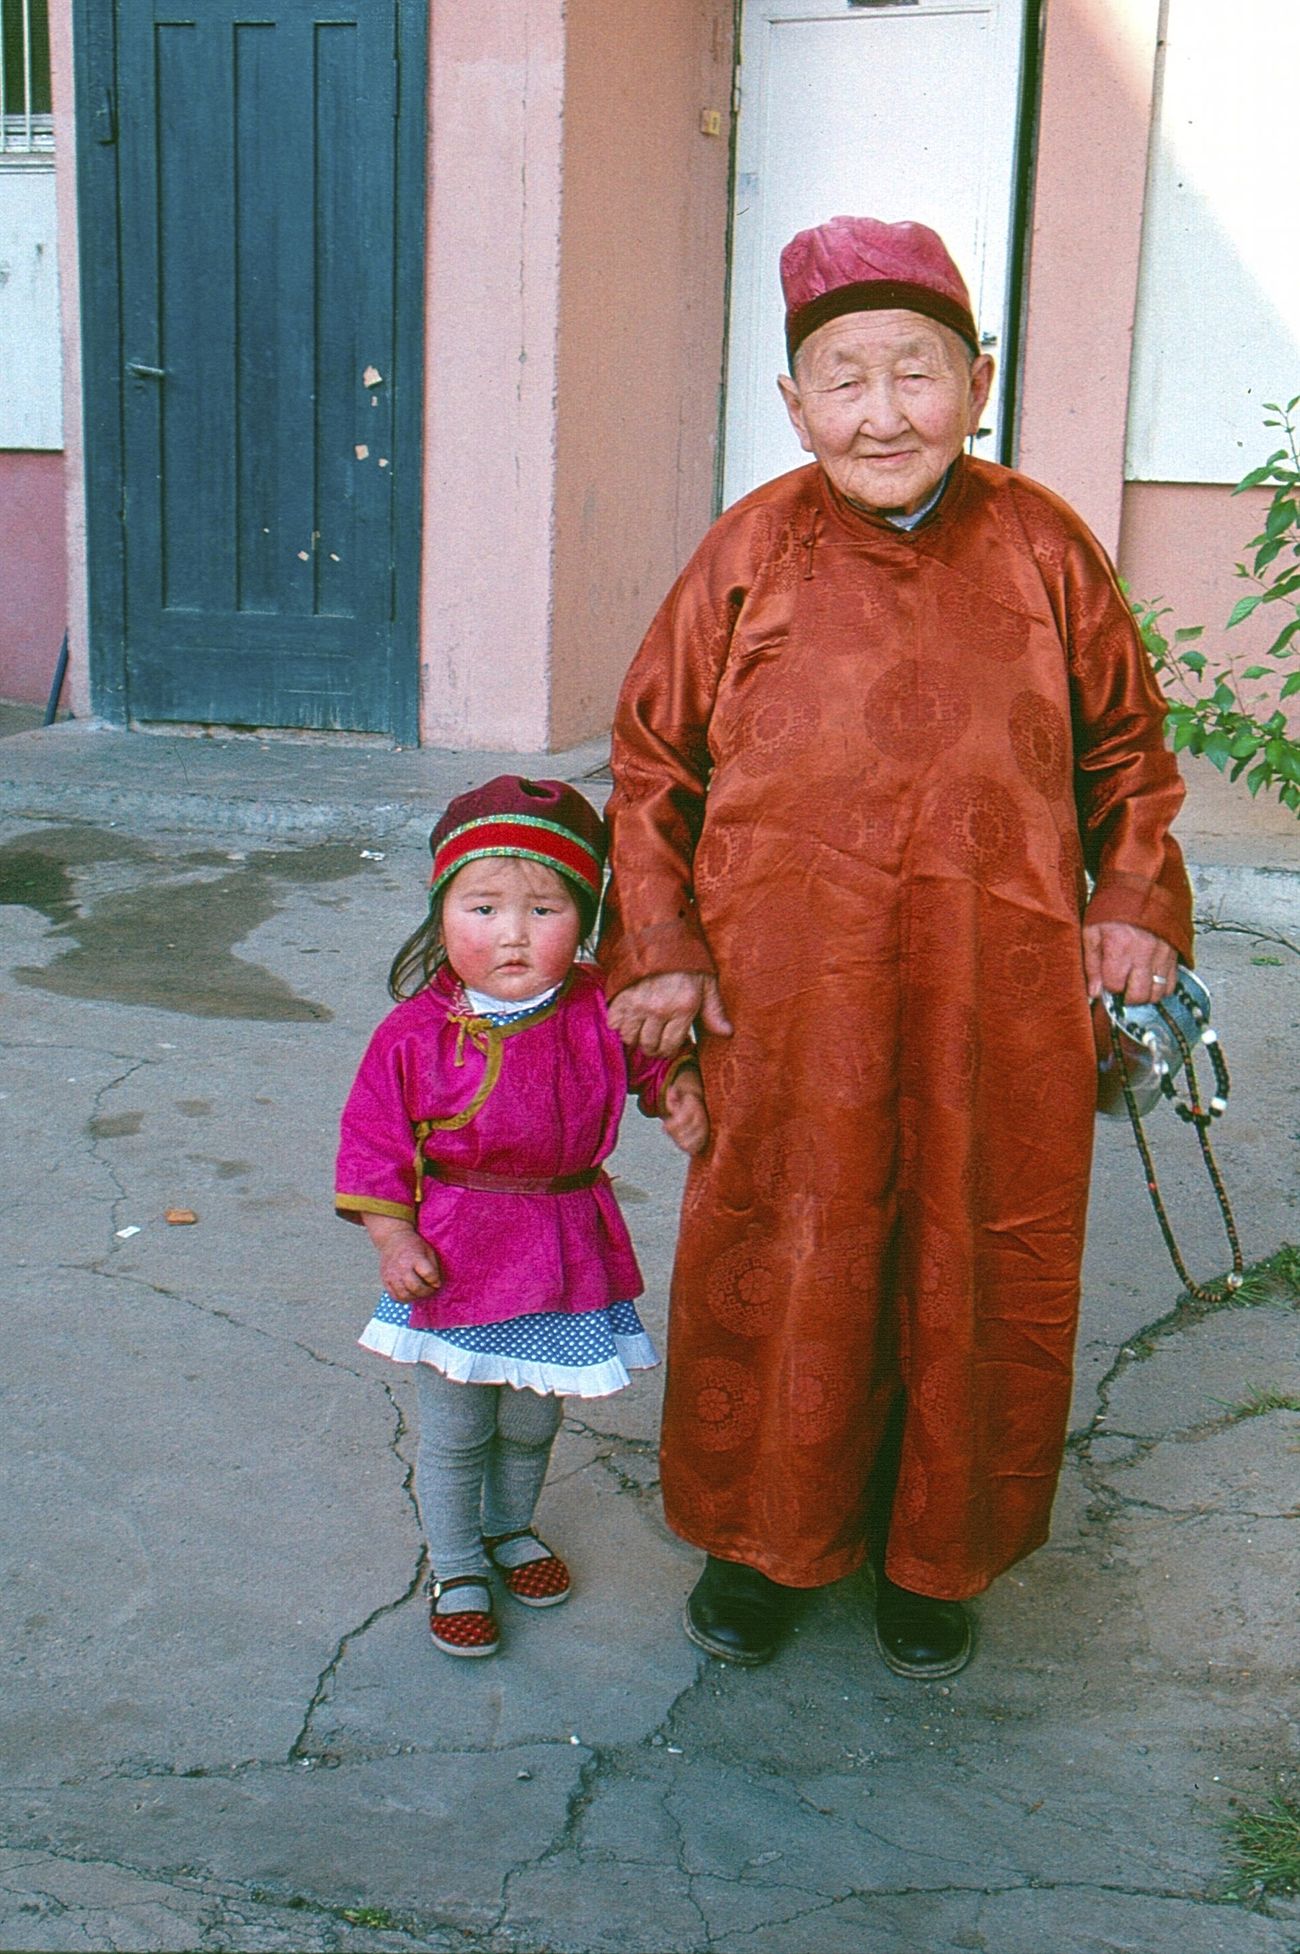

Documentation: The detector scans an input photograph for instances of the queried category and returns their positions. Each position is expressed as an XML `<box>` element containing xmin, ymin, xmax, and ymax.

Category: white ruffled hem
<box><xmin>356</xmin><ymin>1319</ymin><xmax>660</xmax><ymax>1398</ymax></box>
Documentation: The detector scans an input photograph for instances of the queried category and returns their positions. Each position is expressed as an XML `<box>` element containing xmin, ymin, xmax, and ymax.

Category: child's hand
<box><xmin>662</xmin><ymin>1066</ymin><xmax>710</xmax><ymax>1156</ymax></box>
<box><xmin>363</xmin><ymin>1214</ymin><xmax>442</xmax><ymax>1300</ymax></box>
<box><xmin>381</xmin><ymin>1232</ymin><xmax>442</xmax><ymax>1301</ymax></box>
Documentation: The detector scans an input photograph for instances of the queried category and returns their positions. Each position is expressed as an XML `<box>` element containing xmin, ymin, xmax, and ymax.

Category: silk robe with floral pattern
<box><xmin>601</xmin><ymin>456</ymin><xmax>1192</xmax><ymax>1597</ymax></box>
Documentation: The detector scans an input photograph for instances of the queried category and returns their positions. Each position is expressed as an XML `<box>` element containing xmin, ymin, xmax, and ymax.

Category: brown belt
<box><xmin>422</xmin><ymin>1161</ymin><xmax>605</xmax><ymax>1195</ymax></box>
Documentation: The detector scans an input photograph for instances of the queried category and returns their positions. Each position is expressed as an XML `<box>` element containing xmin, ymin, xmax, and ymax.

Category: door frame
<box><xmin>716</xmin><ymin>0</ymin><xmax>1045</xmax><ymax>514</ymax></box>
<box><xmin>72</xmin><ymin>0</ymin><xmax>428</xmax><ymax>741</ymax></box>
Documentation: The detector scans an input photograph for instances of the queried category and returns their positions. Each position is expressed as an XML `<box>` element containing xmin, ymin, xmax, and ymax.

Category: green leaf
<box><xmin>1281</xmin><ymin>670</ymin><xmax>1300</xmax><ymax>700</ymax></box>
<box><xmin>1242</xmin><ymin>666</ymin><xmax>1270</xmax><ymax>679</ymax></box>
<box><xmin>1174</xmin><ymin>625</ymin><xmax>1204</xmax><ymax>642</ymax></box>
<box><xmin>1170</xmin><ymin>717</ymin><xmax>1197</xmax><ymax>753</ymax></box>
<box><xmin>1267</xmin><ymin>619</ymin><xmax>1300</xmax><ymax>660</ymax></box>
<box><xmin>1179</xmin><ymin>647</ymin><xmax>1208</xmax><ymax>676</ymax></box>
<box><xmin>1211</xmin><ymin>681</ymin><xmax>1237</xmax><ymax>709</ymax></box>
<box><xmin>1265</xmin><ymin>496</ymin><xmax>1299</xmax><ymax>539</ymax></box>
<box><xmin>1228</xmin><ymin>593</ymin><xmax>1264</xmax><ymax>627</ymax></box>
<box><xmin>1229</xmin><ymin>728</ymin><xmax>1260</xmax><ymax>758</ymax></box>
<box><xmin>1247</xmin><ymin>762</ymin><xmax>1271</xmax><ymax>798</ymax></box>
<box><xmin>1205</xmin><ymin>730</ymin><xmax>1233</xmax><ymax>768</ymax></box>
<box><xmin>1234</xmin><ymin>451</ymin><xmax>1288</xmax><ymax>492</ymax></box>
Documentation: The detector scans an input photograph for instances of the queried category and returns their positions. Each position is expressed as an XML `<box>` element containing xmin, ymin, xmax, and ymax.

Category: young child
<box><xmin>336</xmin><ymin>775</ymin><xmax>708</xmax><ymax>1658</ymax></box>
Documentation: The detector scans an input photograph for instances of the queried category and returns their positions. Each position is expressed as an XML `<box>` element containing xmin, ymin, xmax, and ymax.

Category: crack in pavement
<box><xmin>83</xmin><ymin>1056</ymin><xmax>161</xmax><ymax>1239</ymax></box>
<box><xmin>290</xmin><ymin>1380</ymin><xmax>424</xmax><ymax>1764</ymax></box>
<box><xmin>0</xmin><ymin>1841</ymin><xmax>478</xmax><ymax>1953</ymax></box>
<box><xmin>72</xmin><ymin>1259</ymin><xmax>379</xmax><ymax>1387</ymax></box>
<box><xmin>1073</xmin><ymin>1276</ymin><xmax>1297</xmax><ymax>1478</ymax></box>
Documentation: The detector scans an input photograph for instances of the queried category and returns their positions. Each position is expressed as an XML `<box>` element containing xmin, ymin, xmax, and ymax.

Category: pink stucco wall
<box><xmin>1016</xmin><ymin>0</ymin><xmax>1161</xmax><ymax>555</ymax></box>
<box><xmin>0</xmin><ymin>452</ymin><xmax>68</xmax><ymax>705</ymax></box>
<box><xmin>417</xmin><ymin>0</ymin><xmax>566</xmax><ymax>750</ymax></box>
<box><xmin>550</xmin><ymin>0</ymin><xmax>733</xmax><ymax>749</ymax></box>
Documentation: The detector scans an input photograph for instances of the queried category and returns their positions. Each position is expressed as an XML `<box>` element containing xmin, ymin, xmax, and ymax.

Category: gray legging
<box><xmin>414</xmin><ymin>1364</ymin><xmax>564</xmax><ymax>1584</ymax></box>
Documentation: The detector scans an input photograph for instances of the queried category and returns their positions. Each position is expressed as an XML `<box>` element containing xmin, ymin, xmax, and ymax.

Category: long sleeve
<box><xmin>335</xmin><ymin>1023</ymin><xmax>420</xmax><ymax>1224</ymax></box>
<box><xmin>625</xmin><ymin>1042</ymin><xmax>698</xmax><ymax>1120</ymax></box>
<box><xmin>600</xmin><ymin>531</ymin><xmax>747</xmax><ymax>997</ymax></box>
<box><xmin>1056</xmin><ymin>534</ymin><xmax>1194</xmax><ymax>963</ymax></box>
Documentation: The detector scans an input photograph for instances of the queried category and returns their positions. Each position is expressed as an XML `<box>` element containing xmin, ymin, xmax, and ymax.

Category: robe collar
<box><xmin>816</xmin><ymin>450</ymin><xmax>969</xmax><ymax>541</ymax></box>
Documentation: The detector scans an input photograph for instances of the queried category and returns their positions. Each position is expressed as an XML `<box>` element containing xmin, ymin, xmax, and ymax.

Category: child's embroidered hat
<box><xmin>428</xmin><ymin>775</ymin><xmax>606</xmax><ymax>908</ymax></box>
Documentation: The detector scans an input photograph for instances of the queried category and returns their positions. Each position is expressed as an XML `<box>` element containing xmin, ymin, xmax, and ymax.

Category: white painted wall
<box><xmin>1126</xmin><ymin>0</ymin><xmax>1300</xmax><ymax>483</ymax></box>
<box><xmin>0</xmin><ymin>160</ymin><xmax>62</xmax><ymax>447</ymax></box>
<box><xmin>723</xmin><ymin>0</ymin><xmax>1027</xmax><ymax>507</ymax></box>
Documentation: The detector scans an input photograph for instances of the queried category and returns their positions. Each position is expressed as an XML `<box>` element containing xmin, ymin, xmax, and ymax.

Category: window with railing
<box><xmin>1</xmin><ymin>0</ymin><xmax>53</xmax><ymax>156</ymax></box>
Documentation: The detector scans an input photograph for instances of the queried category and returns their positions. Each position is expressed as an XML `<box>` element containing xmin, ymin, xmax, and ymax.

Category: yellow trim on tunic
<box><xmin>410</xmin><ymin>980</ymin><xmax>570</xmax><ymax>1203</ymax></box>
<box><xmin>336</xmin><ymin>1193</ymin><xmax>417</xmax><ymax>1224</ymax></box>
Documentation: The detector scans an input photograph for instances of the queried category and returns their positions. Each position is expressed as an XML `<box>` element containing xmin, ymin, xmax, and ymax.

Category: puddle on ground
<box><xmin>0</xmin><ymin>827</ymin><xmax>150</xmax><ymax>923</ymax></box>
<box><xmin>1</xmin><ymin>824</ymin><xmax>362</xmax><ymax>1021</ymax></box>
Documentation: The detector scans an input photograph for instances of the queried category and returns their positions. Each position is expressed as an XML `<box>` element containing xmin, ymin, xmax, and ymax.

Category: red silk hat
<box><xmin>780</xmin><ymin>215</ymin><xmax>978</xmax><ymax>365</ymax></box>
<box><xmin>427</xmin><ymin>776</ymin><xmax>606</xmax><ymax>907</ymax></box>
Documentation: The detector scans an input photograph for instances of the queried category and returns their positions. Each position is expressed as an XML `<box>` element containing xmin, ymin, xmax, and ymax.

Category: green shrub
<box><xmin>1131</xmin><ymin>399</ymin><xmax>1300</xmax><ymax>817</ymax></box>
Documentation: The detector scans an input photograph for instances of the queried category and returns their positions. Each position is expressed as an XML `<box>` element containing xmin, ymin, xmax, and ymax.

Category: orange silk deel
<box><xmin>601</xmin><ymin>456</ymin><xmax>1191</xmax><ymax>1598</ymax></box>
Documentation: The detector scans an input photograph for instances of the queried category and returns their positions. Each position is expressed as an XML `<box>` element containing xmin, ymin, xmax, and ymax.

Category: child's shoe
<box><xmin>427</xmin><ymin>1573</ymin><xmax>499</xmax><ymax>1656</ymax></box>
<box><xmin>483</xmin><ymin>1528</ymin><xmax>571</xmax><ymax>1607</ymax></box>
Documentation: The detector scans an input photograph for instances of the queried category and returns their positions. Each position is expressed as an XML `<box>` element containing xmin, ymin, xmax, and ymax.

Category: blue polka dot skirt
<box><xmin>358</xmin><ymin>1293</ymin><xmax>660</xmax><ymax>1398</ymax></box>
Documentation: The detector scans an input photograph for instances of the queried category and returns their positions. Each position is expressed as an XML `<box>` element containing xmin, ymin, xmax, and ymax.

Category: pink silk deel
<box><xmin>336</xmin><ymin>963</ymin><xmax>676</xmax><ymax>1329</ymax></box>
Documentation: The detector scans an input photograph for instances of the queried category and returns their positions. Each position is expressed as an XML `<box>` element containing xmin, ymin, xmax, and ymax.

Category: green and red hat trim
<box><xmin>427</xmin><ymin>777</ymin><xmax>606</xmax><ymax>906</ymax></box>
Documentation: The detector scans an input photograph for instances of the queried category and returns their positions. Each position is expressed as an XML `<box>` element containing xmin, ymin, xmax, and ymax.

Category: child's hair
<box><xmin>388</xmin><ymin>872</ymin><xmax>601</xmax><ymax>1002</ymax></box>
<box><xmin>389</xmin><ymin>889</ymin><xmax>448</xmax><ymax>1001</ymax></box>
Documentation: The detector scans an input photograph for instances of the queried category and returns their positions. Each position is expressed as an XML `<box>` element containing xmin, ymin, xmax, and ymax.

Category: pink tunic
<box><xmin>336</xmin><ymin>964</ymin><xmax>678</xmax><ymax>1330</ymax></box>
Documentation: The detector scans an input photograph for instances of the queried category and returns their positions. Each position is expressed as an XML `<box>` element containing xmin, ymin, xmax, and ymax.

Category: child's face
<box><xmin>441</xmin><ymin>856</ymin><xmax>583</xmax><ymax>1001</ymax></box>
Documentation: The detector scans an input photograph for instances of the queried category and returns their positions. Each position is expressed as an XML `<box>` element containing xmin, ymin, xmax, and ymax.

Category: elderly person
<box><xmin>600</xmin><ymin>216</ymin><xmax>1190</xmax><ymax>1676</ymax></box>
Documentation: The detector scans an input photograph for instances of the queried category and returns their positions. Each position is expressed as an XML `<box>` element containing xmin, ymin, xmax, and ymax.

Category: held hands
<box><xmin>662</xmin><ymin>1065</ymin><xmax>710</xmax><ymax>1156</ymax></box>
<box><xmin>362</xmin><ymin>1212</ymin><xmax>442</xmax><ymax>1301</ymax></box>
<box><xmin>606</xmin><ymin>971</ymin><xmax>733</xmax><ymax>1058</ymax></box>
<box><xmin>1082</xmin><ymin>922</ymin><xmax>1179</xmax><ymax>1007</ymax></box>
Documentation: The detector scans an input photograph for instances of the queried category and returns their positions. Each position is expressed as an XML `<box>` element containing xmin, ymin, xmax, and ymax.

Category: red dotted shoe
<box><xmin>427</xmin><ymin>1574</ymin><xmax>499</xmax><ymax>1657</ymax></box>
<box><xmin>483</xmin><ymin>1528</ymin><xmax>571</xmax><ymax>1608</ymax></box>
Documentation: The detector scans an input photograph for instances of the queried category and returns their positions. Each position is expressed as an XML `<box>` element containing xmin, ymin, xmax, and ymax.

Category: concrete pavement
<box><xmin>0</xmin><ymin>719</ymin><xmax>1298</xmax><ymax>1953</ymax></box>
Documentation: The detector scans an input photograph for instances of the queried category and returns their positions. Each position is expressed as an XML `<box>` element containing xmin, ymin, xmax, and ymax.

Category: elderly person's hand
<box><xmin>607</xmin><ymin>972</ymin><xmax>733</xmax><ymax>1057</ymax></box>
<box><xmin>1082</xmin><ymin>922</ymin><xmax>1179</xmax><ymax>1007</ymax></box>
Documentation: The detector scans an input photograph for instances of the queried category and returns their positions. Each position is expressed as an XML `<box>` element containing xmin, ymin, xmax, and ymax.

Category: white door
<box><xmin>723</xmin><ymin>0</ymin><xmax>1030</xmax><ymax>508</ymax></box>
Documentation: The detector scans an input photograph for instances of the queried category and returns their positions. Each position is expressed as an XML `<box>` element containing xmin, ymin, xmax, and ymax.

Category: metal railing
<box><xmin>1</xmin><ymin>0</ymin><xmax>53</xmax><ymax>156</ymax></box>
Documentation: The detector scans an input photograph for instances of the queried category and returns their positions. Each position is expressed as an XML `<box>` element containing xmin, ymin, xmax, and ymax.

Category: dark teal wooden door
<box><xmin>113</xmin><ymin>1</ymin><xmax>419</xmax><ymax>735</ymax></box>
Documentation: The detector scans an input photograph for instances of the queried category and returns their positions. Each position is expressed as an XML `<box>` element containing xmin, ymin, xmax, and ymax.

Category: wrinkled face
<box><xmin>777</xmin><ymin>309</ymin><xmax>994</xmax><ymax>515</ymax></box>
<box><xmin>440</xmin><ymin>856</ymin><xmax>582</xmax><ymax>1002</ymax></box>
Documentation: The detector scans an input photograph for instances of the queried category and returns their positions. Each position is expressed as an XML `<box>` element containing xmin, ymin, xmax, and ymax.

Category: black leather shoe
<box><xmin>873</xmin><ymin>1570</ymin><xmax>972</xmax><ymax>1679</ymax></box>
<box><xmin>683</xmin><ymin>1555</ymin><xmax>789</xmax><ymax>1665</ymax></box>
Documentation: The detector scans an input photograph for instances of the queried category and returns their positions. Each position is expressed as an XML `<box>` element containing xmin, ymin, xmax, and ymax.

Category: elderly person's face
<box><xmin>777</xmin><ymin>310</ymin><xmax>994</xmax><ymax>516</ymax></box>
